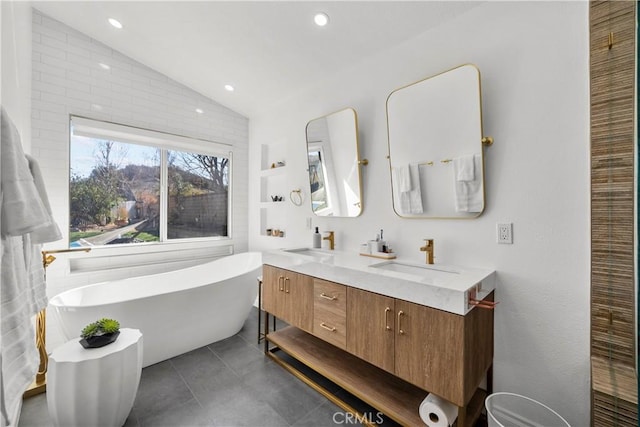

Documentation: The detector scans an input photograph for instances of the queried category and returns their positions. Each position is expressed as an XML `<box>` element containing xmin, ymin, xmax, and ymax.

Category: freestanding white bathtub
<box><xmin>49</xmin><ymin>252</ymin><xmax>262</xmax><ymax>367</ymax></box>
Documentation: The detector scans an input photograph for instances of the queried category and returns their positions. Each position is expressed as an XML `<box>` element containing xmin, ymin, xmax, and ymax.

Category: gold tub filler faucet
<box><xmin>419</xmin><ymin>239</ymin><xmax>434</xmax><ymax>264</ymax></box>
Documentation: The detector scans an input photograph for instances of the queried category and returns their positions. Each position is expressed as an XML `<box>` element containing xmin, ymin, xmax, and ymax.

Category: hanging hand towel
<box><xmin>453</xmin><ymin>154</ymin><xmax>483</xmax><ymax>213</ymax></box>
<box><xmin>397</xmin><ymin>163</ymin><xmax>423</xmax><ymax>214</ymax></box>
<box><xmin>394</xmin><ymin>165</ymin><xmax>412</xmax><ymax>193</ymax></box>
<box><xmin>453</xmin><ymin>155</ymin><xmax>475</xmax><ymax>182</ymax></box>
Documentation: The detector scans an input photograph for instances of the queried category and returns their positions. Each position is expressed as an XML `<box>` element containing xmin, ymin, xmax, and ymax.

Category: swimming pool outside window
<box><xmin>69</xmin><ymin>116</ymin><xmax>232</xmax><ymax>247</ymax></box>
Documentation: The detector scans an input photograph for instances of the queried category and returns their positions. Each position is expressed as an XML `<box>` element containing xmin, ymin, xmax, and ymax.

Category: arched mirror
<box><xmin>305</xmin><ymin>108</ymin><xmax>365</xmax><ymax>217</ymax></box>
<box><xmin>386</xmin><ymin>64</ymin><xmax>490</xmax><ymax>219</ymax></box>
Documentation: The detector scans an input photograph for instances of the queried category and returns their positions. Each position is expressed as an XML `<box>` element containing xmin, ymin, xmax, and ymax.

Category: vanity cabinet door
<box><xmin>262</xmin><ymin>265</ymin><xmax>287</xmax><ymax>320</ymax></box>
<box><xmin>285</xmin><ymin>270</ymin><xmax>314</xmax><ymax>333</ymax></box>
<box><xmin>394</xmin><ymin>299</ymin><xmax>465</xmax><ymax>405</ymax></box>
<box><xmin>262</xmin><ymin>265</ymin><xmax>313</xmax><ymax>332</ymax></box>
<box><xmin>346</xmin><ymin>287</ymin><xmax>395</xmax><ymax>373</ymax></box>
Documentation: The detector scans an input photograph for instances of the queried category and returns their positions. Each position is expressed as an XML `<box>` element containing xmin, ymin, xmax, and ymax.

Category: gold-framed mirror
<box><xmin>305</xmin><ymin>108</ymin><xmax>365</xmax><ymax>217</ymax></box>
<box><xmin>386</xmin><ymin>64</ymin><xmax>490</xmax><ymax>219</ymax></box>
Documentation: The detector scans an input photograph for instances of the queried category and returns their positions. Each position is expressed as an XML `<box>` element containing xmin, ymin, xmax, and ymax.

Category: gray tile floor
<box><xmin>18</xmin><ymin>308</ymin><xmax>385</xmax><ymax>427</ymax></box>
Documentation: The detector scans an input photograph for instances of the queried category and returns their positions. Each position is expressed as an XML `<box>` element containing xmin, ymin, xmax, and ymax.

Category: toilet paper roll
<box><xmin>419</xmin><ymin>393</ymin><xmax>458</xmax><ymax>427</ymax></box>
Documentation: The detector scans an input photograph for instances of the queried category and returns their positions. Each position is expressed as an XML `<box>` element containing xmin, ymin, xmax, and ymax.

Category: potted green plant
<box><xmin>79</xmin><ymin>318</ymin><xmax>121</xmax><ymax>349</ymax></box>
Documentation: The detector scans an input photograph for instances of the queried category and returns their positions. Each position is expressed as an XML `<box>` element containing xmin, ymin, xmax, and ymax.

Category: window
<box><xmin>69</xmin><ymin>117</ymin><xmax>231</xmax><ymax>247</ymax></box>
<box><xmin>308</xmin><ymin>146</ymin><xmax>332</xmax><ymax>214</ymax></box>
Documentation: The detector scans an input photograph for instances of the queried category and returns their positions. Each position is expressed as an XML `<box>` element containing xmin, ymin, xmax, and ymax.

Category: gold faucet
<box><xmin>419</xmin><ymin>239</ymin><xmax>434</xmax><ymax>264</ymax></box>
<box><xmin>323</xmin><ymin>231</ymin><xmax>335</xmax><ymax>250</ymax></box>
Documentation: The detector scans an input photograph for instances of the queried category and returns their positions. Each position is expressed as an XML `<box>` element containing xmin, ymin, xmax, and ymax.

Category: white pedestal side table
<box><xmin>47</xmin><ymin>328</ymin><xmax>143</xmax><ymax>427</ymax></box>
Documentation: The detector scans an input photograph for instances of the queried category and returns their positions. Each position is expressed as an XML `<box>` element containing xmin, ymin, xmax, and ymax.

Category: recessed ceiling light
<box><xmin>314</xmin><ymin>12</ymin><xmax>329</xmax><ymax>27</ymax></box>
<box><xmin>224</xmin><ymin>84</ymin><xmax>235</xmax><ymax>92</ymax></box>
<box><xmin>98</xmin><ymin>62</ymin><xmax>111</xmax><ymax>70</ymax></box>
<box><xmin>195</xmin><ymin>108</ymin><xmax>204</xmax><ymax>114</ymax></box>
<box><xmin>108</xmin><ymin>18</ymin><xmax>123</xmax><ymax>29</ymax></box>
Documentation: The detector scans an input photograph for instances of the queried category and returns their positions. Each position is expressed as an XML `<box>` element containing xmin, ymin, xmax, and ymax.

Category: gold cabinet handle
<box><xmin>278</xmin><ymin>276</ymin><xmax>284</xmax><ymax>292</ymax></box>
<box><xmin>397</xmin><ymin>310</ymin><xmax>405</xmax><ymax>335</ymax></box>
<box><xmin>385</xmin><ymin>307</ymin><xmax>392</xmax><ymax>331</ymax></box>
<box><xmin>284</xmin><ymin>277</ymin><xmax>290</xmax><ymax>293</ymax></box>
<box><xmin>320</xmin><ymin>293</ymin><xmax>337</xmax><ymax>301</ymax></box>
<box><xmin>320</xmin><ymin>322</ymin><xmax>336</xmax><ymax>332</ymax></box>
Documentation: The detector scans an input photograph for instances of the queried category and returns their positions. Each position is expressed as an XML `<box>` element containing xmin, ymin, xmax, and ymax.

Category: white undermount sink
<box><xmin>370</xmin><ymin>260</ymin><xmax>460</xmax><ymax>280</ymax></box>
<box><xmin>283</xmin><ymin>248</ymin><xmax>334</xmax><ymax>257</ymax></box>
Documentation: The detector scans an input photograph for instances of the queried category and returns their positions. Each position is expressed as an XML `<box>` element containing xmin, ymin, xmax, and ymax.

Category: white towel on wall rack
<box><xmin>394</xmin><ymin>165</ymin><xmax>412</xmax><ymax>193</ymax></box>
<box><xmin>453</xmin><ymin>154</ymin><xmax>482</xmax><ymax>213</ymax></box>
<box><xmin>394</xmin><ymin>163</ymin><xmax>423</xmax><ymax>214</ymax></box>
<box><xmin>454</xmin><ymin>155</ymin><xmax>475</xmax><ymax>181</ymax></box>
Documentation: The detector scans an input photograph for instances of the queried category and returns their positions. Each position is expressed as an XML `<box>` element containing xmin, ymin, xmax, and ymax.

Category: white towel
<box><xmin>25</xmin><ymin>155</ymin><xmax>61</xmax><ymax>315</ymax></box>
<box><xmin>1</xmin><ymin>108</ymin><xmax>60</xmax><ymax>426</ymax></box>
<box><xmin>1</xmin><ymin>115</ymin><xmax>50</xmax><ymax>237</ymax></box>
<box><xmin>453</xmin><ymin>155</ymin><xmax>475</xmax><ymax>182</ymax></box>
<box><xmin>454</xmin><ymin>154</ymin><xmax>483</xmax><ymax>212</ymax></box>
<box><xmin>394</xmin><ymin>165</ymin><xmax>412</xmax><ymax>192</ymax></box>
<box><xmin>397</xmin><ymin>163</ymin><xmax>423</xmax><ymax>214</ymax></box>
<box><xmin>26</xmin><ymin>155</ymin><xmax>62</xmax><ymax>245</ymax></box>
<box><xmin>1</xmin><ymin>236</ymin><xmax>41</xmax><ymax>427</ymax></box>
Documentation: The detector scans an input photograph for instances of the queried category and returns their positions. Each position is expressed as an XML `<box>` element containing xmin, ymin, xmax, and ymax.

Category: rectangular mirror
<box><xmin>306</xmin><ymin>108</ymin><xmax>365</xmax><ymax>217</ymax></box>
<box><xmin>386</xmin><ymin>64</ymin><xmax>489</xmax><ymax>219</ymax></box>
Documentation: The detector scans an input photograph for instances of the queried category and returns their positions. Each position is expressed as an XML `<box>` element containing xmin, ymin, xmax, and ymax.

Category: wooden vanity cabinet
<box><xmin>263</xmin><ymin>264</ymin><xmax>494</xmax><ymax>423</ymax></box>
<box><xmin>262</xmin><ymin>265</ymin><xmax>313</xmax><ymax>333</ymax></box>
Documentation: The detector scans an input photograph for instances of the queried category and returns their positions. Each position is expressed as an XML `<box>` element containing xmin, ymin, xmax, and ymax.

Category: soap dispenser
<box><xmin>312</xmin><ymin>227</ymin><xmax>321</xmax><ymax>248</ymax></box>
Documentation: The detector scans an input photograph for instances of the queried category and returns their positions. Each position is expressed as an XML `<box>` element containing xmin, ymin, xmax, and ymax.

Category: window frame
<box><xmin>69</xmin><ymin>115</ymin><xmax>233</xmax><ymax>248</ymax></box>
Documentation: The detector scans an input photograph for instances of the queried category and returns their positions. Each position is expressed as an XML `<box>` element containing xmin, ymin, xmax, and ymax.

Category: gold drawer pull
<box><xmin>320</xmin><ymin>293</ymin><xmax>337</xmax><ymax>301</ymax></box>
<box><xmin>320</xmin><ymin>322</ymin><xmax>336</xmax><ymax>332</ymax></box>
<box><xmin>284</xmin><ymin>277</ymin><xmax>290</xmax><ymax>293</ymax></box>
<box><xmin>398</xmin><ymin>310</ymin><xmax>405</xmax><ymax>335</ymax></box>
<box><xmin>385</xmin><ymin>307</ymin><xmax>391</xmax><ymax>331</ymax></box>
<box><xmin>278</xmin><ymin>276</ymin><xmax>284</xmax><ymax>292</ymax></box>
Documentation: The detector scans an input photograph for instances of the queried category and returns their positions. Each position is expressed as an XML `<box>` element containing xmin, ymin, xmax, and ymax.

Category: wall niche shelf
<box><xmin>259</xmin><ymin>144</ymin><xmax>289</xmax><ymax>241</ymax></box>
<box><xmin>260</xmin><ymin>166</ymin><xmax>286</xmax><ymax>177</ymax></box>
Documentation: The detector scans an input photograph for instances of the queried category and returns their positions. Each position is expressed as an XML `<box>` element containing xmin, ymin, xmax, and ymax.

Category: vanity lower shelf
<box><xmin>266</xmin><ymin>326</ymin><xmax>486</xmax><ymax>427</ymax></box>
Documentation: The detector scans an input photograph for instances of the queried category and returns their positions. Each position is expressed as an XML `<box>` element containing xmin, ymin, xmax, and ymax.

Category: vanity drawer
<box><xmin>314</xmin><ymin>279</ymin><xmax>346</xmax><ymax>312</ymax></box>
<box><xmin>314</xmin><ymin>305</ymin><xmax>346</xmax><ymax>349</ymax></box>
<box><xmin>313</xmin><ymin>279</ymin><xmax>346</xmax><ymax>349</ymax></box>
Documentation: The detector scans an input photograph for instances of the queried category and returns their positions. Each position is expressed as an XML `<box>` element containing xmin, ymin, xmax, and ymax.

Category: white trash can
<box><xmin>485</xmin><ymin>392</ymin><xmax>570</xmax><ymax>427</ymax></box>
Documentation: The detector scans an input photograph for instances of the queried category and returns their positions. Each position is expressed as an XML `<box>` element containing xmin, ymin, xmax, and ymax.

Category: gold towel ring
<box><xmin>290</xmin><ymin>189</ymin><xmax>303</xmax><ymax>206</ymax></box>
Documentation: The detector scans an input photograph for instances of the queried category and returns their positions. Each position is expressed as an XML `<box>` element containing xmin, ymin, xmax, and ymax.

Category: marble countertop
<box><xmin>263</xmin><ymin>248</ymin><xmax>495</xmax><ymax>316</ymax></box>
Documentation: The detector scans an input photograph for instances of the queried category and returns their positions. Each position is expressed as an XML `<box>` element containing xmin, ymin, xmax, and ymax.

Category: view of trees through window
<box><xmin>167</xmin><ymin>149</ymin><xmax>229</xmax><ymax>239</ymax></box>
<box><xmin>70</xmin><ymin>128</ymin><xmax>230</xmax><ymax>247</ymax></box>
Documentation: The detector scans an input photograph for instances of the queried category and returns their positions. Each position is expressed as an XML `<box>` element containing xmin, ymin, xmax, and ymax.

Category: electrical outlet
<box><xmin>497</xmin><ymin>223</ymin><xmax>513</xmax><ymax>244</ymax></box>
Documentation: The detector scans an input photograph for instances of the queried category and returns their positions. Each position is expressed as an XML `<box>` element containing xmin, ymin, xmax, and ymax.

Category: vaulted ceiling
<box><xmin>33</xmin><ymin>1</ymin><xmax>481</xmax><ymax>117</ymax></box>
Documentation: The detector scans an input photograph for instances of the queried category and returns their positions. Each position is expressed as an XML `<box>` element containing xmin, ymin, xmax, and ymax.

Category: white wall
<box><xmin>249</xmin><ymin>2</ymin><xmax>590</xmax><ymax>425</ymax></box>
<box><xmin>30</xmin><ymin>9</ymin><xmax>249</xmax><ymax>349</ymax></box>
<box><xmin>2</xmin><ymin>1</ymin><xmax>32</xmax><ymax>151</ymax></box>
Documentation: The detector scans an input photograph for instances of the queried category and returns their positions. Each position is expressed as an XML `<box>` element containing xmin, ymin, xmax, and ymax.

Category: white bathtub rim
<box><xmin>49</xmin><ymin>251</ymin><xmax>262</xmax><ymax>309</ymax></box>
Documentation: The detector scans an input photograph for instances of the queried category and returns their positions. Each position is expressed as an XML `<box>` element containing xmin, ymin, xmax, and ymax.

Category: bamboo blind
<box><xmin>590</xmin><ymin>1</ymin><xmax>638</xmax><ymax>426</ymax></box>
